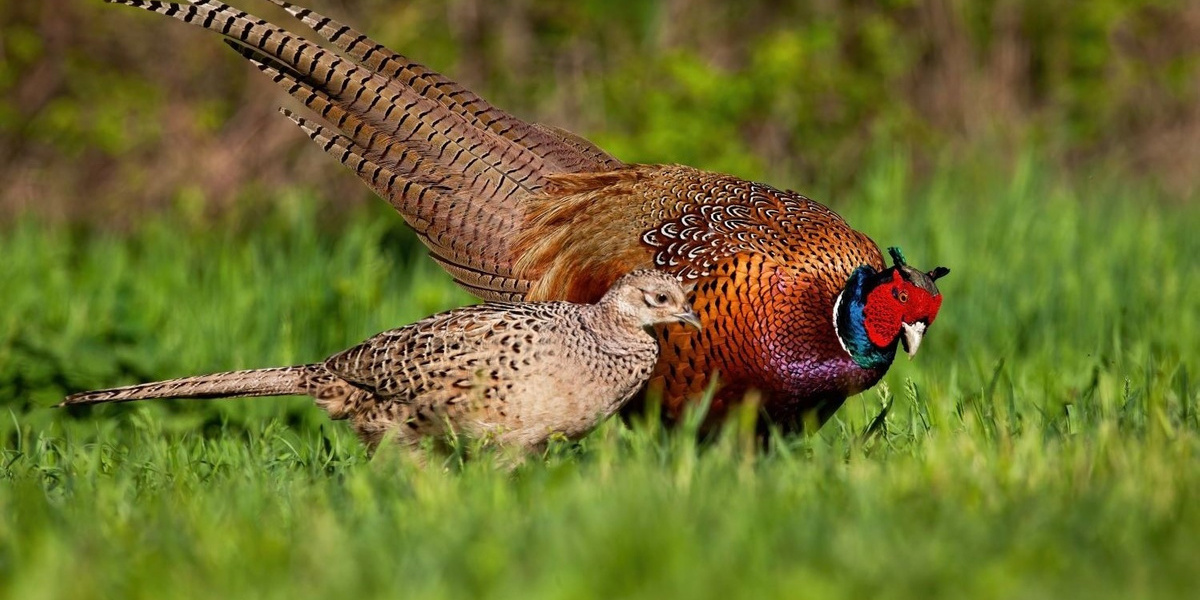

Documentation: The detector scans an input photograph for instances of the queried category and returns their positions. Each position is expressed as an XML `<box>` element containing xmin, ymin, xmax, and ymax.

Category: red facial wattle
<box><xmin>909</xmin><ymin>291</ymin><xmax>943</xmax><ymax>325</ymax></box>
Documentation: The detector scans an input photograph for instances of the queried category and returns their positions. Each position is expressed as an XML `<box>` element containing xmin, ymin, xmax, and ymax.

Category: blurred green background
<box><xmin>1</xmin><ymin>0</ymin><xmax>1195</xmax><ymax>223</ymax></box>
<box><xmin>1</xmin><ymin>1</ymin><xmax>1199</xmax><ymax>599</ymax></box>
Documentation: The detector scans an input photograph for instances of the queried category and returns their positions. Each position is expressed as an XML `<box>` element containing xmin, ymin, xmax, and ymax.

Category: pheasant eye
<box><xmin>656</xmin><ymin>293</ymin><xmax>669</xmax><ymax>305</ymax></box>
<box><xmin>893</xmin><ymin>288</ymin><xmax>908</xmax><ymax>303</ymax></box>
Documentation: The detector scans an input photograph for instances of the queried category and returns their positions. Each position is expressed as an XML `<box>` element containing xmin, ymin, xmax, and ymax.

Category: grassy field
<box><xmin>1</xmin><ymin>152</ymin><xmax>1197</xmax><ymax>599</ymax></box>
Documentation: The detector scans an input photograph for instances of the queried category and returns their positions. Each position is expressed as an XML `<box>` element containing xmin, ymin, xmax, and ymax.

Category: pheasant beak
<box><xmin>900</xmin><ymin>321</ymin><xmax>927</xmax><ymax>359</ymax></box>
<box><xmin>674</xmin><ymin>310</ymin><xmax>703</xmax><ymax>330</ymax></box>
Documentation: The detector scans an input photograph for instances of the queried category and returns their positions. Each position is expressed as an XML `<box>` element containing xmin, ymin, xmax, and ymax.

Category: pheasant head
<box><xmin>835</xmin><ymin>247</ymin><xmax>950</xmax><ymax>369</ymax></box>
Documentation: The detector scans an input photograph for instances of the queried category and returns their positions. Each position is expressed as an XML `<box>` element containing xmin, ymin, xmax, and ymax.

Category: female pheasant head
<box><xmin>602</xmin><ymin>269</ymin><xmax>702</xmax><ymax>331</ymax></box>
<box><xmin>835</xmin><ymin>247</ymin><xmax>949</xmax><ymax>369</ymax></box>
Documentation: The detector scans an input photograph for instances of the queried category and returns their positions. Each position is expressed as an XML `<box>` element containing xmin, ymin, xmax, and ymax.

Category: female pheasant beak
<box><xmin>675</xmin><ymin>310</ymin><xmax>703</xmax><ymax>330</ymax></box>
<box><xmin>900</xmin><ymin>321</ymin><xmax>927</xmax><ymax>358</ymax></box>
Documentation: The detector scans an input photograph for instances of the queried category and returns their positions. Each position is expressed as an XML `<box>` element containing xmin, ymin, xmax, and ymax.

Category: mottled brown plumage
<box><xmin>107</xmin><ymin>0</ymin><xmax>948</xmax><ymax>431</ymax></box>
<box><xmin>61</xmin><ymin>270</ymin><xmax>699</xmax><ymax>452</ymax></box>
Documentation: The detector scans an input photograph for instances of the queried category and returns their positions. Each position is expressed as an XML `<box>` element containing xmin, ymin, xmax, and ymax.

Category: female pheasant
<box><xmin>107</xmin><ymin>0</ymin><xmax>949</xmax><ymax>431</ymax></box>
<box><xmin>62</xmin><ymin>270</ymin><xmax>698</xmax><ymax>453</ymax></box>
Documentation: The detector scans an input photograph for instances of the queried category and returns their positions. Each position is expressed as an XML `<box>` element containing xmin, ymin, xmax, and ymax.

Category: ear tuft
<box><xmin>887</xmin><ymin>246</ymin><xmax>907</xmax><ymax>268</ymax></box>
<box><xmin>929</xmin><ymin>266</ymin><xmax>950</xmax><ymax>281</ymax></box>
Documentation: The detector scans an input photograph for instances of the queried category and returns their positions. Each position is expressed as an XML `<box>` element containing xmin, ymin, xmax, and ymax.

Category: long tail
<box><xmin>106</xmin><ymin>0</ymin><xmax>624</xmax><ymax>301</ymax></box>
<box><xmin>59</xmin><ymin>365</ymin><xmax>316</xmax><ymax>407</ymax></box>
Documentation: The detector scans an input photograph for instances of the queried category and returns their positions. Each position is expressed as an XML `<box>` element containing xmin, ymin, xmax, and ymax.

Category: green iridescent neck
<box><xmin>834</xmin><ymin>266</ymin><xmax>898</xmax><ymax>370</ymax></box>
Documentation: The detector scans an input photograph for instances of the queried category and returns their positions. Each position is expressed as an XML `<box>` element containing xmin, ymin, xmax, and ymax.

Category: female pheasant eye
<box><xmin>643</xmin><ymin>291</ymin><xmax>667</xmax><ymax>307</ymax></box>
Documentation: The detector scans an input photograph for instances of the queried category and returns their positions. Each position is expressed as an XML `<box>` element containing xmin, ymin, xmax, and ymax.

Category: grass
<box><xmin>1</xmin><ymin>151</ymin><xmax>1197</xmax><ymax>599</ymax></box>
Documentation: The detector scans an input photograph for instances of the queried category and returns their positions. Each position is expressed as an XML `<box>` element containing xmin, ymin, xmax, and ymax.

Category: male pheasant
<box><xmin>62</xmin><ymin>270</ymin><xmax>699</xmax><ymax>452</ymax></box>
<box><xmin>107</xmin><ymin>0</ymin><xmax>949</xmax><ymax>431</ymax></box>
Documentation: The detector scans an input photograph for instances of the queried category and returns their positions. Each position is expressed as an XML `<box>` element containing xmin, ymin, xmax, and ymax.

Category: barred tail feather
<box><xmin>105</xmin><ymin>0</ymin><xmax>623</xmax><ymax>298</ymax></box>
<box><xmin>59</xmin><ymin>366</ymin><xmax>315</xmax><ymax>407</ymax></box>
<box><xmin>276</xmin><ymin>108</ymin><xmax>438</xmax><ymax>235</ymax></box>
<box><xmin>262</xmin><ymin>0</ymin><xmax>622</xmax><ymax>173</ymax></box>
